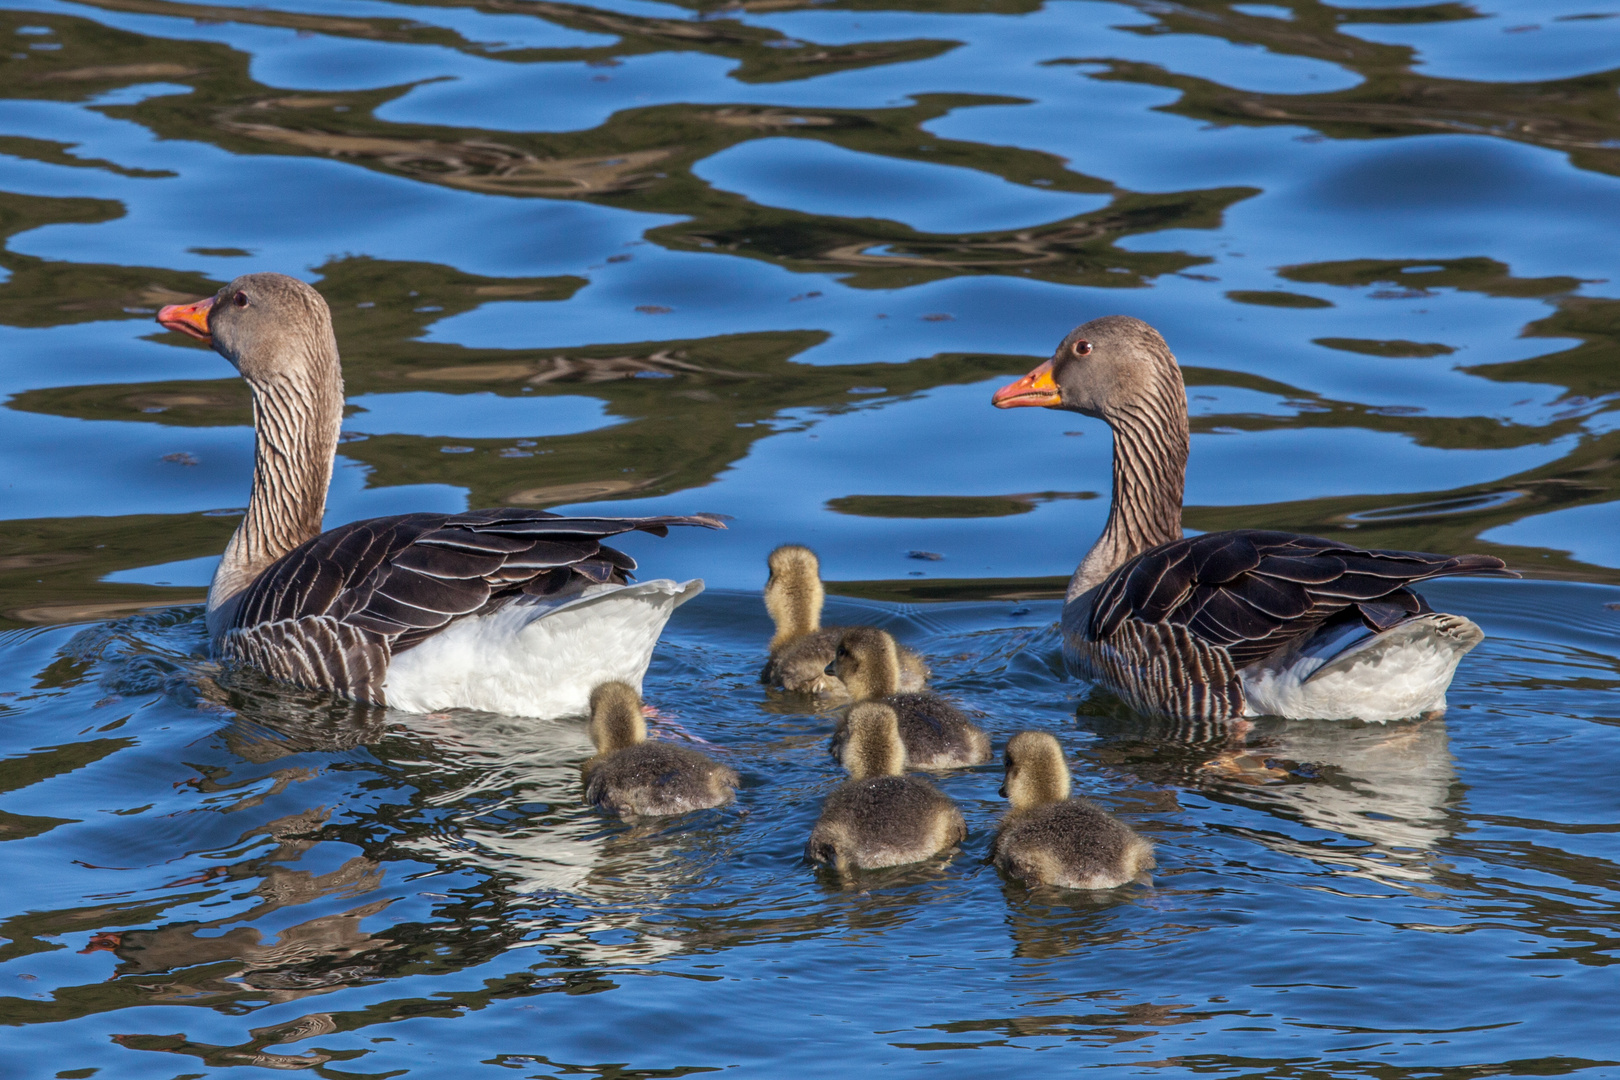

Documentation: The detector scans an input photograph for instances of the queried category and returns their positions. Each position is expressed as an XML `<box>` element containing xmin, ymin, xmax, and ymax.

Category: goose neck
<box><xmin>208</xmin><ymin>367</ymin><xmax>343</xmax><ymax>624</ymax></box>
<box><xmin>1070</xmin><ymin>397</ymin><xmax>1188</xmax><ymax>599</ymax></box>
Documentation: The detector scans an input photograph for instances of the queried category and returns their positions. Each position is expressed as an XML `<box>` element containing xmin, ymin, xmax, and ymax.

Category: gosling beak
<box><xmin>991</xmin><ymin>359</ymin><xmax>1061</xmax><ymax>408</ymax></box>
<box><xmin>157</xmin><ymin>296</ymin><xmax>215</xmax><ymax>344</ymax></box>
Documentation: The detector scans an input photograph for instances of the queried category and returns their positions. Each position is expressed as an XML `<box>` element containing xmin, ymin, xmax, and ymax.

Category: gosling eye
<box><xmin>233</xmin><ymin>290</ymin><xmax>249</xmax><ymax>308</ymax></box>
<box><xmin>1070</xmin><ymin>337</ymin><xmax>1092</xmax><ymax>358</ymax></box>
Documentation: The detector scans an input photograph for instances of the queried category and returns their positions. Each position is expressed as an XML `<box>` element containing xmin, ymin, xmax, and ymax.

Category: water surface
<box><xmin>1</xmin><ymin>0</ymin><xmax>1619</xmax><ymax>1075</ymax></box>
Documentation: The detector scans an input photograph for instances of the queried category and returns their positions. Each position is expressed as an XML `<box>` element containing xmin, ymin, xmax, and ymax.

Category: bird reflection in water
<box><xmin>390</xmin><ymin>702</ymin><xmax>757</xmax><ymax>966</ymax></box>
<box><xmin>1081</xmin><ymin>690</ymin><xmax>1456</xmax><ymax>885</ymax></box>
<box><xmin>80</xmin><ymin>805</ymin><xmax>391</xmax><ymax>1005</ymax></box>
<box><xmin>100</xmin><ymin>661</ymin><xmax>719</xmax><ymax>1004</ymax></box>
<box><xmin>996</xmin><ymin>881</ymin><xmax>1174</xmax><ymax>961</ymax></box>
<box><xmin>1205</xmin><ymin>716</ymin><xmax>1456</xmax><ymax>885</ymax></box>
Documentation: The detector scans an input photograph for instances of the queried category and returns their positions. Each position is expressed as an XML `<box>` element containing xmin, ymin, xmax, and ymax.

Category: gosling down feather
<box><xmin>992</xmin><ymin>316</ymin><xmax>1515</xmax><ymax>724</ymax></box>
<box><xmin>157</xmin><ymin>273</ymin><xmax>722</xmax><ymax>717</ymax></box>
<box><xmin>832</xmin><ymin>628</ymin><xmax>990</xmax><ymax>769</ymax></box>
<box><xmin>991</xmin><ymin>732</ymin><xmax>1154</xmax><ymax>890</ymax></box>
<box><xmin>762</xmin><ymin>544</ymin><xmax>928</xmax><ymax>695</ymax></box>
<box><xmin>582</xmin><ymin>682</ymin><xmax>739</xmax><ymax>817</ymax></box>
<box><xmin>806</xmin><ymin>702</ymin><xmax>966</xmax><ymax>871</ymax></box>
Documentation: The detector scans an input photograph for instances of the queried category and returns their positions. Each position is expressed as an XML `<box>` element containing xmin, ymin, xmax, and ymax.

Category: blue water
<box><xmin>2</xmin><ymin>0</ymin><xmax>1619</xmax><ymax>1075</ymax></box>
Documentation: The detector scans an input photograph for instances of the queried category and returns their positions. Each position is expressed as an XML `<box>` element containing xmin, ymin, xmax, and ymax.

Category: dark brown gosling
<box><xmin>761</xmin><ymin>545</ymin><xmax>928</xmax><ymax>695</ymax></box>
<box><xmin>582</xmin><ymin>682</ymin><xmax>739</xmax><ymax>817</ymax></box>
<box><xmin>806</xmin><ymin>703</ymin><xmax>966</xmax><ymax>871</ymax></box>
<box><xmin>832</xmin><ymin>627</ymin><xmax>990</xmax><ymax>769</ymax></box>
<box><xmin>991</xmin><ymin>731</ymin><xmax>1154</xmax><ymax>890</ymax></box>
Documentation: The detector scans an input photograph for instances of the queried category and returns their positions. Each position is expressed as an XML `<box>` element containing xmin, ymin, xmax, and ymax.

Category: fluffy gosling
<box><xmin>582</xmin><ymin>682</ymin><xmax>739</xmax><ymax>817</ymax></box>
<box><xmin>761</xmin><ymin>544</ymin><xmax>928</xmax><ymax>695</ymax></box>
<box><xmin>831</xmin><ymin>627</ymin><xmax>990</xmax><ymax>769</ymax></box>
<box><xmin>806</xmin><ymin>702</ymin><xmax>966</xmax><ymax>871</ymax></box>
<box><xmin>991</xmin><ymin>731</ymin><xmax>1154</xmax><ymax>890</ymax></box>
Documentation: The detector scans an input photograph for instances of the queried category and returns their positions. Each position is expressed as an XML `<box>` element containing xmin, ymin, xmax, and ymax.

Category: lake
<box><xmin>1</xmin><ymin>0</ymin><xmax>1619</xmax><ymax>1075</ymax></box>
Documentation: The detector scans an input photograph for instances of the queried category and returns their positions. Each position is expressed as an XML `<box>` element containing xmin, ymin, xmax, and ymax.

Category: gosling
<box><xmin>582</xmin><ymin>682</ymin><xmax>739</xmax><ymax>817</ymax></box>
<box><xmin>832</xmin><ymin>627</ymin><xmax>990</xmax><ymax>769</ymax></box>
<box><xmin>762</xmin><ymin>544</ymin><xmax>928</xmax><ymax>695</ymax></box>
<box><xmin>806</xmin><ymin>702</ymin><xmax>966</xmax><ymax>871</ymax></box>
<box><xmin>990</xmin><ymin>731</ymin><xmax>1154</xmax><ymax>890</ymax></box>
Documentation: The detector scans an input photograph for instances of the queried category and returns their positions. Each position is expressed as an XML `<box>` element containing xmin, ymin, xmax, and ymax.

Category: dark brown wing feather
<box><xmin>1089</xmin><ymin>530</ymin><xmax>1512</xmax><ymax>669</ymax></box>
<box><xmin>225</xmin><ymin>510</ymin><xmax>724</xmax><ymax>701</ymax></box>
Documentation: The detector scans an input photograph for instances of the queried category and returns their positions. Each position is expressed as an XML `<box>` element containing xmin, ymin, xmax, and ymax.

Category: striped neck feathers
<box><xmin>1003</xmin><ymin>731</ymin><xmax>1071</xmax><ymax>812</ymax></box>
<box><xmin>842</xmin><ymin>703</ymin><xmax>904</xmax><ymax>779</ymax></box>
<box><xmin>834</xmin><ymin>627</ymin><xmax>900</xmax><ymax>701</ymax></box>
<box><xmin>1071</xmin><ymin>356</ymin><xmax>1188</xmax><ymax>599</ymax></box>
<box><xmin>208</xmin><ymin>337</ymin><xmax>344</xmax><ymax>617</ymax></box>
<box><xmin>764</xmin><ymin>544</ymin><xmax>824</xmax><ymax>650</ymax></box>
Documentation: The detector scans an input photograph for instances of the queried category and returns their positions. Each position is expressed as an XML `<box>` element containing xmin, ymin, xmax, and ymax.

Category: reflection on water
<box><xmin>4</xmin><ymin>588</ymin><xmax>1617</xmax><ymax>1074</ymax></box>
<box><xmin>3</xmin><ymin>0</ymin><xmax>1620</xmax><ymax>1073</ymax></box>
<box><xmin>1203</xmin><ymin>717</ymin><xmax>1458</xmax><ymax>885</ymax></box>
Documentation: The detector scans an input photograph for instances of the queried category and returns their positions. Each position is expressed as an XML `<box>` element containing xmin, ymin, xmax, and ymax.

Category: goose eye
<box><xmin>1071</xmin><ymin>338</ymin><xmax>1092</xmax><ymax>357</ymax></box>
<box><xmin>233</xmin><ymin>291</ymin><xmax>249</xmax><ymax>308</ymax></box>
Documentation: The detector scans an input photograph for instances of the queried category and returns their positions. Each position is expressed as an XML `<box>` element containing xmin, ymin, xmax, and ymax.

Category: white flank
<box><xmin>383</xmin><ymin>578</ymin><xmax>704</xmax><ymax>718</ymax></box>
<box><xmin>1241</xmin><ymin>613</ymin><xmax>1484</xmax><ymax>722</ymax></box>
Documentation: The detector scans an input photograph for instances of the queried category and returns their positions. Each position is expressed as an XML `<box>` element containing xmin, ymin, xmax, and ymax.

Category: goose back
<box><xmin>992</xmin><ymin>799</ymin><xmax>1155</xmax><ymax>890</ymax></box>
<box><xmin>829</xmin><ymin>692</ymin><xmax>991</xmax><ymax>770</ymax></box>
<box><xmin>583</xmin><ymin>742</ymin><xmax>739</xmax><ymax>817</ymax></box>
<box><xmin>220</xmin><ymin>509</ymin><xmax>723</xmax><ymax>704</ymax></box>
<box><xmin>1071</xmin><ymin>530</ymin><xmax>1512</xmax><ymax>723</ymax></box>
<box><xmin>805</xmin><ymin>775</ymin><xmax>965</xmax><ymax>871</ymax></box>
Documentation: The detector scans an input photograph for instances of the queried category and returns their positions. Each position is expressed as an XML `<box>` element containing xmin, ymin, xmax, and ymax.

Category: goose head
<box><xmin>990</xmin><ymin>315</ymin><xmax>1182</xmax><ymax>423</ymax></box>
<box><xmin>834</xmin><ymin>627</ymin><xmax>901</xmax><ymax>701</ymax></box>
<box><xmin>1000</xmin><ymin>731</ymin><xmax>1071</xmax><ymax>812</ymax></box>
<box><xmin>588</xmin><ymin>681</ymin><xmax>648</xmax><ymax>755</ymax></box>
<box><xmin>764</xmin><ymin>544</ymin><xmax>825</xmax><ymax>650</ymax></box>
<box><xmin>990</xmin><ymin>316</ymin><xmax>1188</xmax><ymax>595</ymax></box>
<box><xmin>158</xmin><ymin>272</ymin><xmax>340</xmax><ymax>389</ymax></box>
<box><xmin>840</xmin><ymin>702</ymin><xmax>905</xmax><ymax>780</ymax></box>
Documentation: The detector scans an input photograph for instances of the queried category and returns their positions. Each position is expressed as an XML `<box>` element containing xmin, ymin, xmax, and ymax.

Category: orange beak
<box><xmin>157</xmin><ymin>296</ymin><xmax>214</xmax><ymax>344</ymax></box>
<box><xmin>991</xmin><ymin>359</ymin><xmax>1061</xmax><ymax>408</ymax></box>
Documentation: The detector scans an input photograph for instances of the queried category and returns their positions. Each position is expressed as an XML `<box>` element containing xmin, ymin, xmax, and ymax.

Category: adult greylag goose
<box><xmin>992</xmin><ymin>316</ymin><xmax>1514</xmax><ymax>724</ymax></box>
<box><xmin>581</xmin><ymin>682</ymin><xmax>739</xmax><ymax>816</ymax></box>
<box><xmin>991</xmin><ymin>731</ymin><xmax>1154</xmax><ymax>890</ymax></box>
<box><xmin>832</xmin><ymin>628</ymin><xmax>990</xmax><ymax>769</ymax></box>
<box><xmin>761</xmin><ymin>545</ymin><xmax>928</xmax><ymax>695</ymax></box>
<box><xmin>157</xmin><ymin>273</ymin><xmax>722</xmax><ymax>717</ymax></box>
<box><xmin>806</xmin><ymin>702</ymin><xmax>966</xmax><ymax>871</ymax></box>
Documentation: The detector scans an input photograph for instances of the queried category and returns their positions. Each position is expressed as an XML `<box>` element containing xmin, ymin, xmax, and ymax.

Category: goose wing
<box><xmin>222</xmin><ymin>510</ymin><xmax>724</xmax><ymax>701</ymax></box>
<box><xmin>1088</xmin><ymin>530</ymin><xmax>1512</xmax><ymax>669</ymax></box>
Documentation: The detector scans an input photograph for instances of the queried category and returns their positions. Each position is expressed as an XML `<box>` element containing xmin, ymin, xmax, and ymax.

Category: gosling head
<box><xmin>991</xmin><ymin>315</ymin><xmax>1185</xmax><ymax>428</ymax></box>
<box><xmin>1001</xmin><ymin>731</ymin><xmax>1072</xmax><ymax>812</ymax></box>
<box><xmin>764</xmin><ymin>544</ymin><xmax>825</xmax><ymax>649</ymax></box>
<box><xmin>588</xmin><ymin>681</ymin><xmax>647</xmax><ymax>755</ymax></box>
<box><xmin>833</xmin><ymin>627</ymin><xmax>901</xmax><ymax>701</ymax></box>
<box><xmin>840</xmin><ymin>702</ymin><xmax>905</xmax><ymax>780</ymax></box>
<box><xmin>158</xmin><ymin>272</ymin><xmax>341</xmax><ymax>391</ymax></box>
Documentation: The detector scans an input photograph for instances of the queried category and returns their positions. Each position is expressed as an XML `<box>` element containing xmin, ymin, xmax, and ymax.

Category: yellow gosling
<box><xmin>832</xmin><ymin>628</ymin><xmax>989</xmax><ymax>769</ymax></box>
<box><xmin>761</xmin><ymin>545</ymin><xmax>928</xmax><ymax>695</ymax></box>
<box><xmin>991</xmin><ymin>731</ymin><xmax>1154</xmax><ymax>889</ymax></box>
<box><xmin>582</xmin><ymin>681</ymin><xmax>739</xmax><ymax>817</ymax></box>
<box><xmin>806</xmin><ymin>703</ymin><xmax>966</xmax><ymax>871</ymax></box>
